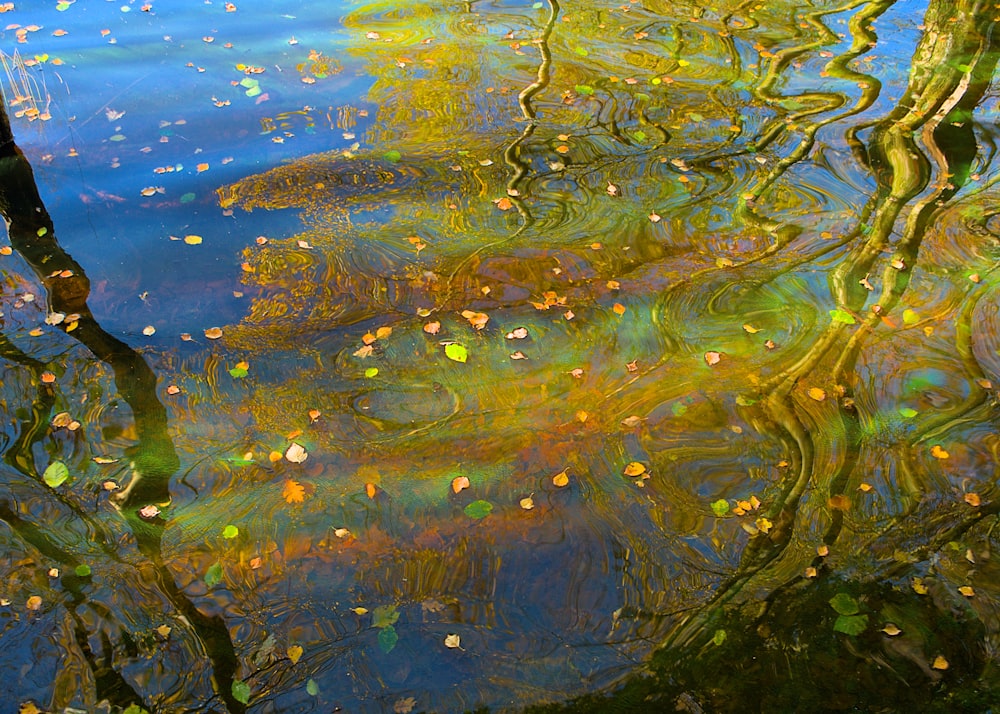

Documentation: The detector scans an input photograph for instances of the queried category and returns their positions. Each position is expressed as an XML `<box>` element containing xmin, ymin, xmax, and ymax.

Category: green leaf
<box><xmin>306</xmin><ymin>678</ymin><xmax>319</xmax><ymax>696</ymax></box>
<box><xmin>903</xmin><ymin>309</ymin><xmax>919</xmax><ymax>326</ymax></box>
<box><xmin>445</xmin><ymin>343</ymin><xmax>468</xmax><ymax>363</ymax></box>
<box><xmin>123</xmin><ymin>706</ymin><xmax>149</xmax><ymax>714</ymax></box>
<box><xmin>180</xmin><ymin>192</ymin><xmax>196</xmax><ymax>203</ymax></box>
<box><xmin>43</xmin><ymin>461</ymin><xmax>70</xmax><ymax>488</ymax></box>
<box><xmin>372</xmin><ymin>604</ymin><xmax>400</xmax><ymax>629</ymax></box>
<box><xmin>36</xmin><ymin>226</ymin><xmax>47</xmax><ymax>237</ymax></box>
<box><xmin>633</xmin><ymin>130</ymin><xmax>647</xmax><ymax>142</ymax></box>
<box><xmin>229</xmin><ymin>366</ymin><xmax>248</xmax><ymax>378</ymax></box>
<box><xmin>205</xmin><ymin>561</ymin><xmax>223</xmax><ymax>588</ymax></box>
<box><xmin>364</xmin><ymin>367</ymin><xmax>379</xmax><ymax>378</ymax></box>
<box><xmin>833</xmin><ymin>613</ymin><xmax>869</xmax><ymax>636</ymax></box>
<box><xmin>378</xmin><ymin>625</ymin><xmax>398</xmax><ymax>653</ymax></box>
<box><xmin>74</xmin><ymin>564</ymin><xmax>92</xmax><ymax>577</ymax></box>
<box><xmin>574</xmin><ymin>47</ymin><xmax>589</xmax><ymax>56</ymax></box>
<box><xmin>829</xmin><ymin>592</ymin><xmax>860</xmax><ymax>616</ymax></box>
<box><xmin>464</xmin><ymin>499</ymin><xmax>493</xmax><ymax>519</ymax></box>
<box><xmin>712</xmin><ymin>629</ymin><xmax>727</xmax><ymax>646</ymax></box>
<box><xmin>829</xmin><ymin>309</ymin><xmax>856</xmax><ymax>325</ymax></box>
<box><xmin>710</xmin><ymin>499</ymin><xmax>730</xmax><ymax>517</ymax></box>
<box><xmin>898</xmin><ymin>407</ymin><xmax>918</xmax><ymax>418</ymax></box>
<box><xmin>688</xmin><ymin>112</ymin><xmax>704</xmax><ymax>122</ymax></box>
<box><xmin>575</xmin><ymin>84</ymin><xmax>595</xmax><ymax>95</ymax></box>
<box><xmin>231</xmin><ymin>679</ymin><xmax>251</xmax><ymax>705</ymax></box>
<box><xmin>383</xmin><ymin>150</ymin><xmax>402</xmax><ymax>162</ymax></box>
<box><xmin>222</xmin><ymin>525</ymin><xmax>239</xmax><ymax>539</ymax></box>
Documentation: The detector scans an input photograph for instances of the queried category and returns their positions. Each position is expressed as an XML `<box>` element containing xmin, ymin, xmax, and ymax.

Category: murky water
<box><xmin>2</xmin><ymin>0</ymin><xmax>1000</xmax><ymax>711</ymax></box>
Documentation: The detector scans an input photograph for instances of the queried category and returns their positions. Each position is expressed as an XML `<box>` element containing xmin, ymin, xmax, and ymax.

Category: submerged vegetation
<box><xmin>2</xmin><ymin>0</ymin><xmax>1000</xmax><ymax>711</ymax></box>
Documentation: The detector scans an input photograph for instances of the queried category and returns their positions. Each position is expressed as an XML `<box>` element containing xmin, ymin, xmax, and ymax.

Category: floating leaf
<box><xmin>930</xmin><ymin>444</ymin><xmax>949</xmax><ymax>459</ymax></box>
<box><xmin>445</xmin><ymin>343</ymin><xmax>468</xmax><ymax>363</ymax></box>
<box><xmin>444</xmin><ymin>633</ymin><xmax>462</xmax><ymax>649</ymax></box>
<box><xmin>965</xmin><ymin>492</ymin><xmax>981</xmax><ymax>507</ymax></box>
<box><xmin>464</xmin><ymin>499</ymin><xmax>493</xmax><ymax>519</ymax></box>
<box><xmin>204</xmin><ymin>327</ymin><xmax>223</xmax><ymax>339</ymax></box>
<box><xmin>383</xmin><ymin>150</ymin><xmax>401</xmax><ymax>162</ymax></box>
<box><xmin>229</xmin><ymin>361</ymin><xmax>249</xmax><ymax>378</ymax></box>
<box><xmin>424</xmin><ymin>321</ymin><xmax>441</xmax><ymax>334</ymax></box>
<box><xmin>552</xmin><ymin>470</ymin><xmax>570</xmax><ymax>487</ymax></box>
<box><xmin>222</xmin><ymin>525</ymin><xmax>239</xmax><ymax>539</ymax></box>
<box><xmin>42</xmin><ymin>461</ymin><xmax>69</xmax><ymax>488</ymax></box>
<box><xmin>231</xmin><ymin>680</ymin><xmax>250</xmax><ymax>705</ymax></box>
<box><xmin>373</xmin><ymin>604</ymin><xmax>400</xmax><ymax>628</ymax></box>
<box><xmin>519</xmin><ymin>495</ymin><xmax>535</xmax><ymax>510</ymax></box>
<box><xmin>712</xmin><ymin>629</ymin><xmax>727</xmax><ymax>646</ymax></box>
<box><xmin>829</xmin><ymin>592</ymin><xmax>860</xmax><ymax>616</ymax></box>
<box><xmin>451</xmin><ymin>476</ymin><xmax>470</xmax><ymax>493</ymax></box>
<box><xmin>959</xmin><ymin>585</ymin><xmax>975</xmax><ymax>597</ymax></box>
<box><xmin>183</xmin><ymin>235</ymin><xmax>202</xmax><ymax>245</ymax></box>
<box><xmin>931</xmin><ymin>655</ymin><xmax>949</xmax><ymax>670</ymax></box>
<box><xmin>829</xmin><ymin>308</ymin><xmax>856</xmax><ymax>324</ymax></box>
<box><xmin>505</xmin><ymin>327</ymin><xmax>528</xmax><ymax>339</ymax></box>
<box><xmin>881</xmin><ymin>623</ymin><xmax>902</xmax><ymax>636</ymax></box>
<box><xmin>704</xmin><ymin>351</ymin><xmax>722</xmax><ymax>366</ymax></box>
<box><xmin>898</xmin><ymin>407</ymin><xmax>918</xmax><ymax>418</ymax></box>
<box><xmin>285</xmin><ymin>442</ymin><xmax>308</xmax><ymax>463</ymax></box>
<box><xmin>74</xmin><ymin>564</ymin><xmax>91</xmax><ymax>577</ymax></box>
<box><xmin>287</xmin><ymin>644</ymin><xmax>303</xmax><ymax>664</ymax></box>
<box><xmin>204</xmin><ymin>562</ymin><xmax>223</xmax><ymax>587</ymax></box>
<box><xmin>807</xmin><ymin>387</ymin><xmax>826</xmax><ymax>401</ymax></box>
<box><xmin>623</xmin><ymin>462</ymin><xmax>646</xmax><ymax>477</ymax></box>
<box><xmin>711</xmin><ymin>499</ymin><xmax>730</xmax><ymax>516</ymax></box>
<box><xmin>612</xmin><ymin>303</ymin><xmax>626</xmax><ymax>316</ymax></box>
<box><xmin>378</xmin><ymin>625</ymin><xmax>398</xmax><ymax>653</ymax></box>
<box><xmin>364</xmin><ymin>367</ymin><xmax>379</xmax><ymax>378</ymax></box>
<box><xmin>833</xmin><ymin>613</ymin><xmax>868</xmax><ymax>636</ymax></box>
<box><xmin>282</xmin><ymin>479</ymin><xmax>306</xmax><ymax>503</ymax></box>
<box><xmin>306</xmin><ymin>678</ymin><xmax>319</xmax><ymax>696</ymax></box>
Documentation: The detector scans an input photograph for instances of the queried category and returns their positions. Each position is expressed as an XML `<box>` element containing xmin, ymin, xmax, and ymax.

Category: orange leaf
<box><xmin>930</xmin><ymin>444</ymin><xmax>949</xmax><ymax>459</ymax></box>
<box><xmin>308</xmin><ymin>409</ymin><xmax>321</xmax><ymax>422</ymax></box>
<box><xmin>365</xmin><ymin>482</ymin><xmax>377</xmax><ymax>499</ymax></box>
<box><xmin>965</xmin><ymin>492</ymin><xmax>981</xmax><ymax>507</ymax></box>
<box><xmin>612</xmin><ymin>303</ymin><xmax>626</xmax><ymax>316</ymax></box>
<box><xmin>282</xmin><ymin>479</ymin><xmax>306</xmax><ymax>504</ymax></box>
<box><xmin>451</xmin><ymin>476</ymin><xmax>470</xmax><ymax>494</ymax></box>
<box><xmin>196</xmin><ymin>162</ymin><xmax>209</xmax><ymax>173</ymax></box>
<box><xmin>423</xmin><ymin>321</ymin><xmax>441</xmax><ymax>335</ymax></box>
<box><xmin>375</xmin><ymin>326</ymin><xmax>393</xmax><ymax>339</ymax></box>
<box><xmin>495</xmin><ymin>197</ymin><xmax>513</xmax><ymax>211</ymax></box>
<box><xmin>807</xmin><ymin>387</ymin><xmax>826</xmax><ymax>401</ymax></box>
<box><xmin>623</xmin><ymin>462</ymin><xmax>646</xmax><ymax>477</ymax></box>
<box><xmin>552</xmin><ymin>470</ymin><xmax>569</xmax><ymax>487</ymax></box>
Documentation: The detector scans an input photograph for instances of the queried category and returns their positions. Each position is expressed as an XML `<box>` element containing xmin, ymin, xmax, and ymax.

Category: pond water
<box><xmin>3</xmin><ymin>0</ymin><xmax>1000</xmax><ymax>712</ymax></box>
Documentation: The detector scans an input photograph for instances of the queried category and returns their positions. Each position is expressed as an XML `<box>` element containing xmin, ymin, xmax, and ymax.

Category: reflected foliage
<box><xmin>4</xmin><ymin>0</ymin><xmax>1000</xmax><ymax>710</ymax></box>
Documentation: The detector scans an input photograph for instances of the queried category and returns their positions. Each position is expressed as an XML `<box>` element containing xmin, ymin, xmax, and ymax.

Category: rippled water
<box><xmin>2</xmin><ymin>0</ymin><xmax>1000</xmax><ymax>711</ymax></box>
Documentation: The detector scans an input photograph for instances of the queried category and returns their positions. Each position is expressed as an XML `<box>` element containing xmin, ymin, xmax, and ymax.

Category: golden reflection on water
<box><xmin>4</xmin><ymin>0</ymin><xmax>1000</xmax><ymax>710</ymax></box>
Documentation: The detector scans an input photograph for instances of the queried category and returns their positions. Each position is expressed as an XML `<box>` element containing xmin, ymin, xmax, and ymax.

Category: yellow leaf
<box><xmin>366</xmin><ymin>482</ymin><xmax>377</xmax><ymax>499</ymax></box>
<box><xmin>375</xmin><ymin>326</ymin><xmax>393</xmax><ymax>339</ymax></box>
<box><xmin>965</xmin><ymin>492</ymin><xmax>981</xmax><ymax>507</ymax></box>
<box><xmin>444</xmin><ymin>633</ymin><xmax>462</xmax><ymax>649</ymax></box>
<box><xmin>519</xmin><ymin>495</ymin><xmax>535</xmax><ymax>510</ymax></box>
<box><xmin>156</xmin><ymin>624</ymin><xmax>171</xmax><ymax>638</ymax></box>
<box><xmin>742</xmin><ymin>324</ymin><xmax>759</xmax><ymax>333</ymax></box>
<box><xmin>352</xmin><ymin>607</ymin><xmax>369</xmax><ymax>615</ymax></box>
<box><xmin>807</xmin><ymin>387</ymin><xmax>826</xmax><ymax>401</ymax></box>
<box><xmin>282</xmin><ymin>479</ymin><xmax>306</xmax><ymax>504</ymax></box>
<box><xmin>287</xmin><ymin>645</ymin><xmax>303</xmax><ymax>664</ymax></box>
<box><xmin>623</xmin><ymin>462</ymin><xmax>646</xmax><ymax>477</ymax></box>
<box><xmin>552</xmin><ymin>470</ymin><xmax>569</xmax><ymax>487</ymax></box>
<box><xmin>612</xmin><ymin>303</ymin><xmax>626</xmax><ymax>316</ymax></box>
<box><xmin>912</xmin><ymin>578</ymin><xmax>928</xmax><ymax>595</ymax></box>
<box><xmin>931</xmin><ymin>655</ymin><xmax>949</xmax><ymax>670</ymax></box>
<box><xmin>882</xmin><ymin>623</ymin><xmax>902</xmax><ymax>636</ymax></box>
<box><xmin>184</xmin><ymin>234</ymin><xmax>203</xmax><ymax>245</ymax></box>
<box><xmin>959</xmin><ymin>586</ymin><xmax>975</xmax><ymax>597</ymax></box>
<box><xmin>930</xmin><ymin>444</ymin><xmax>949</xmax><ymax>459</ymax></box>
<box><xmin>26</xmin><ymin>595</ymin><xmax>41</xmax><ymax>611</ymax></box>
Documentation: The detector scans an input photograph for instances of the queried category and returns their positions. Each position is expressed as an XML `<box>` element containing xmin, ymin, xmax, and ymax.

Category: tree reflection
<box><xmin>0</xmin><ymin>116</ymin><xmax>245</xmax><ymax>711</ymax></box>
